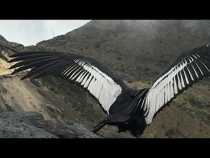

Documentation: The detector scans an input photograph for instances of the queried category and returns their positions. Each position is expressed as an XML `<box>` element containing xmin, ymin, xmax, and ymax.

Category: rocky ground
<box><xmin>0</xmin><ymin>111</ymin><xmax>99</xmax><ymax>138</ymax></box>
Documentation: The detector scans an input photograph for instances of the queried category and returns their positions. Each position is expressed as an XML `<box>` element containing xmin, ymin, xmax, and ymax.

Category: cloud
<box><xmin>0</xmin><ymin>20</ymin><xmax>90</xmax><ymax>46</ymax></box>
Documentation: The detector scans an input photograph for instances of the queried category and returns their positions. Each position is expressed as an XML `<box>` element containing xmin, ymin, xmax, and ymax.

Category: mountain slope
<box><xmin>38</xmin><ymin>20</ymin><xmax>210</xmax><ymax>81</ymax></box>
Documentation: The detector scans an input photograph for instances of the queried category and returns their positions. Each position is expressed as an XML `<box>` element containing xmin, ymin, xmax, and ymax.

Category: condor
<box><xmin>7</xmin><ymin>44</ymin><xmax>210</xmax><ymax>136</ymax></box>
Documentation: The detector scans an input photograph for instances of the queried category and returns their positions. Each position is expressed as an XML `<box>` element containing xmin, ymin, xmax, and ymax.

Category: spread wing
<box><xmin>142</xmin><ymin>44</ymin><xmax>210</xmax><ymax>124</ymax></box>
<box><xmin>9</xmin><ymin>51</ymin><xmax>128</xmax><ymax>113</ymax></box>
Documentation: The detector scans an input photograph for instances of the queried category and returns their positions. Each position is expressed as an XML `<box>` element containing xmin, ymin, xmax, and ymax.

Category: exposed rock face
<box><xmin>0</xmin><ymin>112</ymin><xmax>100</xmax><ymax>138</ymax></box>
<box><xmin>0</xmin><ymin>74</ymin><xmax>134</xmax><ymax>138</ymax></box>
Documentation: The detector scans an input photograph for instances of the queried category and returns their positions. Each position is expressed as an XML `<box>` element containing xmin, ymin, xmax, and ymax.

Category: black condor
<box><xmin>5</xmin><ymin>44</ymin><xmax>210</xmax><ymax>136</ymax></box>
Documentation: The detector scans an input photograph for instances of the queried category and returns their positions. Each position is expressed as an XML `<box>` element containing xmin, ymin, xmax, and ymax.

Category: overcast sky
<box><xmin>0</xmin><ymin>20</ymin><xmax>91</xmax><ymax>46</ymax></box>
